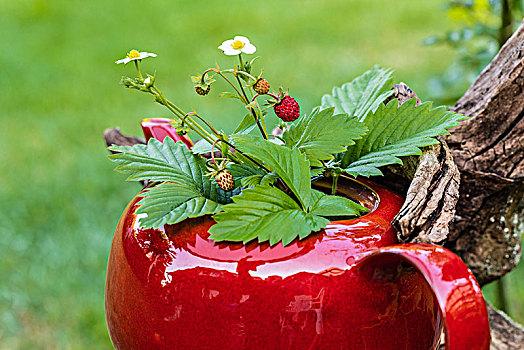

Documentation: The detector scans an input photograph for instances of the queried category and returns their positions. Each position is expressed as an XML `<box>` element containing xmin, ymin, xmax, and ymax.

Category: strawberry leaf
<box><xmin>209</xmin><ymin>185</ymin><xmax>329</xmax><ymax>246</ymax></box>
<box><xmin>109</xmin><ymin>137</ymin><xmax>225</xmax><ymax>227</ymax></box>
<box><xmin>110</xmin><ymin>137</ymin><xmax>205</xmax><ymax>188</ymax></box>
<box><xmin>309</xmin><ymin>190</ymin><xmax>368</xmax><ymax>217</ymax></box>
<box><xmin>283</xmin><ymin>107</ymin><xmax>367</xmax><ymax>166</ymax></box>
<box><xmin>321</xmin><ymin>66</ymin><xmax>394</xmax><ymax>121</ymax></box>
<box><xmin>234</xmin><ymin>113</ymin><xmax>258</xmax><ymax>134</ymax></box>
<box><xmin>191</xmin><ymin>139</ymin><xmax>213</xmax><ymax>155</ymax></box>
<box><xmin>230</xmin><ymin>134</ymin><xmax>312</xmax><ymax>209</ymax></box>
<box><xmin>228</xmin><ymin>163</ymin><xmax>277</xmax><ymax>187</ymax></box>
<box><xmin>136</xmin><ymin>182</ymin><xmax>222</xmax><ymax>228</ymax></box>
<box><xmin>341</xmin><ymin>99</ymin><xmax>467</xmax><ymax>176</ymax></box>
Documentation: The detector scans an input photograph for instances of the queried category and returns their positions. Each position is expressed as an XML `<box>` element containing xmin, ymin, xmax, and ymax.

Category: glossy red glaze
<box><xmin>105</xmin><ymin>177</ymin><xmax>490</xmax><ymax>349</ymax></box>
<box><xmin>140</xmin><ymin>118</ymin><xmax>193</xmax><ymax>148</ymax></box>
<box><xmin>357</xmin><ymin>244</ymin><xmax>490</xmax><ymax>349</ymax></box>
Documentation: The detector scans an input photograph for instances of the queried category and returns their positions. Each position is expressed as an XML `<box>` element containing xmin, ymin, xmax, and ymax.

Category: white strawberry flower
<box><xmin>115</xmin><ymin>49</ymin><xmax>157</xmax><ymax>65</ymax></box>
<box><xmin>218</xmin><ymin>36</ymin><xmax>256</xmax><ymax>56</ymax></box>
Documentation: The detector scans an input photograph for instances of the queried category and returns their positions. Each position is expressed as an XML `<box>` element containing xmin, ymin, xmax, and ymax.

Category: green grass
<box><xmin>1</xmin><ymin>0</ymin><xmax>522</xmax><ymax>348</ymax></box>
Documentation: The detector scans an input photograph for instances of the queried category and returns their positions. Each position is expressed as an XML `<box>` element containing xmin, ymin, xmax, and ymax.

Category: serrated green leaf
<box><xmin>228</xmin><ymin>163</ymin><xmax>267</xmax><ymax>178</ymax></box>
<box><xmin>227</xmin><ymin>163</ymin><xmax>276</xmax><ymax>187</ymax></box>
<box><xmin>190</xmin><ymin>139</ymin><xmax>213</xmax><ymax>155</ymax></box>
<box><xmin>230</xmin><ymin>134</ymin><xmax>311</xmax><ymax>208</ymax></box>
<box><xmin>109</xmin><ymin>138</ymin><xmax>204</xmax><ymax>187</ymax></box>
<box><xmin>341</xmin><ymin>98</ymin><xmax>467</xmax><ymax>176</ymax></box>
<box><xmin>321</xmin><ymin>66</ymin><xmax>394</xmax><ymax>121</ymax></box>
<box><xmin>240</xmin><ymin>174</ymin><xmax>278</xmax><ymax>187</ymax></box>
<box><xmin>309</xmin><ymin>190</ymin><xmax>368</xmax><ymax>217</ymax></box>
<box><xmin>283</xmin><ymin>107</ymin><xmax>367</xmax><ymax>166</ymax></box>
<box><xmin>234</xmin><ymin>114</ymin><xmax>258</xmax><ymax>134</ymax></box>
<box><xmin>109</xmin><ymin>137</ymin><xmax>228</xmax><ymax>227</ymax></box>
<box><xmin>136</xmin><ymin>182</ymin><xmax>221</xmax><ymax>227</ymax></box>
<box><xmin>209</xmin><ymin>185</ymin><xmax>329</xmax><ymax>246</ymax></box>
<box><xmin>219</xmin><ymin>92</ymin><xmax>241</xmax><ymax>100</ymax></box>
<box><xmin>310</xmin><ymin>168</ymin><xmax>324</xmax><ymax>178</ymax></box>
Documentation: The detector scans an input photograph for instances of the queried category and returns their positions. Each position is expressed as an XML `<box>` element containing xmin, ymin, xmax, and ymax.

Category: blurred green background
<box><xmin>1</xmin><ymin>0</ymin><xmax>522</xmax><ymax>348</ymax></box>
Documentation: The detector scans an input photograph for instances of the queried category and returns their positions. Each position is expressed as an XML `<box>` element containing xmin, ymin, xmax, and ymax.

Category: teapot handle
<box><xmin>141</xmin><ymin>118</ymin><xmax>193</xmax><ymax>148</ymax></box>
<box><xmin>355</xmin><ymin>243</ymin><xmax>490</xmax><ymax>350</ymax></box>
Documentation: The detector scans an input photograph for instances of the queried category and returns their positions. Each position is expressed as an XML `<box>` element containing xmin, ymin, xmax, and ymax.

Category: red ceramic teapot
<box><xmin>105</xmin><ymin>119</ymin><xmax>490</xmax><ymax>349</ymax></box>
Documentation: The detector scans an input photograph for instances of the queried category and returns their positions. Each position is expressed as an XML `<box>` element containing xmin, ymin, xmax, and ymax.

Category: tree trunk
<box><xmin>387</xmin><ymin>19</ymin><xmax>524</xmax><ymax>348</ymax></box>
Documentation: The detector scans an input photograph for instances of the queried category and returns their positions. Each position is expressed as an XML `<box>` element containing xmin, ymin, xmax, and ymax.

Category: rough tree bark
<box><xmin>104</xmin><ymin>21</ymin><xmax>524</xmax><ymax>350</ymax></box>
<box><xmin>388</xmin><ymin>20</ymin><xmax>524</xmax><ymax>349</ymax></box>
<box><xmin>444</xmin><ymin>21</ymin><xmax>524</xmax><ymax>286</ymax></box>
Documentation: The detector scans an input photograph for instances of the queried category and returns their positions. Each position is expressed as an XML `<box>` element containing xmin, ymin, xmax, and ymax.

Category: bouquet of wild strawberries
<box><xmin>110</xmin><ymin>35</ymin><xmax>465</xmax><ymax>246</ymax></box>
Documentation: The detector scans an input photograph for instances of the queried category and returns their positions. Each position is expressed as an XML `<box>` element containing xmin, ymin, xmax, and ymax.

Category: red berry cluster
<box><xmin>274</xmin><ymin>95</ymin><xmax>300</xmax><ymax>122</ymax></box>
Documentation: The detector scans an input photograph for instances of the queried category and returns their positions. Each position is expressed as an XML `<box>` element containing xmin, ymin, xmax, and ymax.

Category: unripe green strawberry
<box><xmin>195</xmin><ymin>85</ymin><xmax>211</xmax><ymax>96</ymax></box>
<box><xmin>215</xmin><ymin>170</ymin><xmax>235</xmax><ymax>191</ymax></box>
<box><xmin>253</xmin><ymin>78</ymin><xmax>270</xmax><ymax>94</ymax></box>
<box><xmin>274</xmin><ymin>95</ymin><xmax>300</xmax><ymax>122</ymax></box>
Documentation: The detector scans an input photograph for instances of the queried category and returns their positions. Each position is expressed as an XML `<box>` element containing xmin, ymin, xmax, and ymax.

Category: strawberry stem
<box><xmin>234</xmin><ymin>73</ymin><xmax>268</xmax><ymax>140</ymax></box>
<box><xmin>331</xmin><ymin>173</ymin><xmax>339</xmax><ymax>196</ymax></box>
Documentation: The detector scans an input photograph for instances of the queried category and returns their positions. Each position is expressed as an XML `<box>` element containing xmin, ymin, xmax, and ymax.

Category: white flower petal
<box><xmin>241</xmin><ymin>43</ymin><xmax>256</xmax><ymax>54</ymax></box>
<box><xmin>115</xmin><ymin>57</ymin><xmax>131</xmax><ymax>65</ymax></box>
<box><xmin>116</xmin><ymin>50</ymin><xmax>157</xmax><ymax>64</ymax></box>
<box><xmin>218</xmin><ymin>40</ymin><xmax>235</xmax><ymax>51</ymax></box>
<box><xmin>233</xmin><ymin>35</ymin><xmax>250</xmax><ymax>44</ymax></box>
<box><xmin>219</xmin><ymin>40</ymin><xmax>244</xmax><ymax>55</ymax></box>
<box><xmin>222</xmin><ymin>48</ymin><xmax>242</xmax><ymax>56</ymax></box>
<box><xmin>140</xmin><ymin>52</ymin><xmax>157</xmax><ymax>58</ymax></box>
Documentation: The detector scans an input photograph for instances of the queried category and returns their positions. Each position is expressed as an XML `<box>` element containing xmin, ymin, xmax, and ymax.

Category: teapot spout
<box><xmin>141</xmin><ymin>118</ymin><xmax>193</xmax><ymax>148</ymax></box>
<box><xmin>355</xmin><ymin>243</ymin><xmax>490</xmax><ymax>350</ymax></box>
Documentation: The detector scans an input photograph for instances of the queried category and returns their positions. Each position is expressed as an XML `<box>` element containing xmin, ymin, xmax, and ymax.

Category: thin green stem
<box><xmin>220</xmin><ymin>139</ymin><xmax>271</xmax><ymax>173</ymax></box>
<box><xmin>235</xmin><ymin>70</ymin><xmax>257</xmax><ymax>81</ymax></box>
<box><xmin>238</xmin><ymin>54</ymin><xmax>244</xmax><ymax>71</ymax></box>
<box><xmin>211</xmin><ymin>139</ymin><xmax>220</xmax><ymax>168</ymax></box>
<box><xmin>134</xmin><ymin>61</ymin><xmax>143</xmax><ymax>79</ymax></box>
<box><xmin>190</xmin><ymin>113</ymin><xmax>221</xmax><ymax>138</ymax></box>
<box><xmin>256</xmin><ymin>104</ymin><xmax>268</xmax><ymax>136</ymax></box>
<box><xmin>235</xmin><ymin>74</ymin><xmax>249</xmax><ymax>101</ymax></box>
<box><xmin>151</xmin><ymin>87</ymin><xmax>216</xmax><ymax>145</ymax></box>
<box><xmin>202</xmin><ymin>68</ymin><xmax>247</xmax><ymax>103</ymax></box>
<box><xmin>331</xmin><ymin>173</ymin><xmax>340</xmax><ymax>196</ymax></box>
<box><xmin>185</xmin><ymin>116</ymin><xmax>215</xmax><ymax>144</ymax></box>
<box><xmin>151</xmin><ymin>86</ymin><xmax>216</xmax><ymax>142</ymax></box>
<box><xmin>234</xmin><ymin>74</ymin><xmax>267</xmax><ymax>140</ymax></box>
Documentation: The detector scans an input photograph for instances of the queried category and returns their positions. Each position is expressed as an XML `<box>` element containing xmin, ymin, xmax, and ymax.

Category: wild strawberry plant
<box><xmin>110</xmin><ymin>35</ymin><xmax>466</xmax><ymax>246</ymax></box>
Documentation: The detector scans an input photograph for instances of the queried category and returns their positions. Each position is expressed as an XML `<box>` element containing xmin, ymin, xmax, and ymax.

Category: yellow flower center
<box><xmin>231</xmin><ymin>40</ymin><xmax>245</xmax><ymax>50</ymax></box>
<box><xmin>127</xmin><ymin>50</ymin><xmax>141</xmax><ymax>59</ymax></box>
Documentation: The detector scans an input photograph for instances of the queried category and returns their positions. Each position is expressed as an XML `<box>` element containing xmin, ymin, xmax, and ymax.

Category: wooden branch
<box><xmin>104</xmin><ymin>127</ymin><xmax>145</xmax><ymax>149</ymax></box>
<box><xmin>443</xmin><ymin>19</ymin><xmax>524</xmax><ymax>286</ymax></box>
<box><xmin>487</xmin><ymin>303</ymin><xmax>524</xmax><ymax>349</ymax></box>
<box><xmin>104</xmin><ymin>127</ymin><xmax>148</xmax><ymax>187</ymax></box>
<box><xmin>382</xmin><ymin>25</ymin><xmax>524</xmax><ymax>343</ymax></box>
<box><xmin>382</xmin><ymin>83</ymin><xmax>461</xmax><ymax>245</ymax></box>
<box><xmin>394</xmin><ymin>139</ymin><xmax>460</xmax><ymax>244</ymax></box>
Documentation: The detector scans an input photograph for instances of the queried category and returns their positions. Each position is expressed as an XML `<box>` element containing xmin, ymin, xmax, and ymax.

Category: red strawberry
<box><xmin>274</xmin><ymin>95</ymin><xmax>300</xmax><ymax>122</ymax></box>
<box><xmin>215</xmin><ymin>170</ymin><xmax>235</xmax><ymax>191</ymax></box>
<box><xmin>253</xmin><ymin>78</ymin><xmax>270</xmax><ymax>95</ymax></box>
